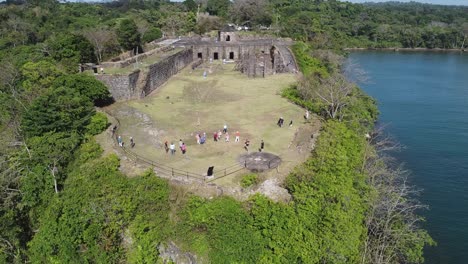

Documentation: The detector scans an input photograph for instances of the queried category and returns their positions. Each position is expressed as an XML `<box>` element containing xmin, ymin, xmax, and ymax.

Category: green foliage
<box><xmin>281</xmin><ymin>85</ymin><xmax>321</xmax><ymax>114</ymax></box>
<box><xmin>183</xmin><ymin>0</ymin><xmax>197</xmax><ymax>12</ymax></box>
<box><xmin>20</xmin><ymin>132</ymin><xmax>81</xmax><ymax>223</ymax></box>
<box><xmin>286</xmin><ymin>121</ymin><xmax>368</xmax><ymax>263</ymax></box>
<box><xmin>206</xmin><ymin>0</ymin><xmax>231</xmax><ymax>17</ymax></box>
<box><xmin>247</xmin><ymin>195</ymin><xmax>302</xmax><ymax>263</ymax></box>
<box><xmin>85</xmin><ymin>112</ymin><xmax>109</xmax><ymax>136</ymax></box>
<box><xmin>240</xmin><ymin>173</ymin><xmax>258</xmax><ymax>188</ymax></box>
<box><xmin>52</xmin><ymin>74</ymin><xmax>113</xmax><ymax>106</ymax></box>
<box><xmin>117</xmin><ymin>18</ymin><xmax>141</xmax><ymax>52</ymax></box>
<box><xmin>291</xmin><ymin>42</ymin><xmax>329</xmax><ymax>77</ymax></box>
<box><xmin>21</xmin><ymin>87</ymin><xmax>95</xmax><ymax>137</ymax></box>
<box><xmin>142</xmin><ymin>27</ymin><xmax>162</xmax><ymax>43</ymax></box>
<box><xmin>28</xmin><ymin>155</ymin><xmax>171</xmax><ymax>263</ymax></box>
<box><xmin>342</xmin><ymin>88</ymin><xmax>379</xmax><ymax>133</ymax></box>
<box><xmin>21</xmin><ymin>60</ymin><xmax>63</xmax><ymax>100</ymax></box>
<box><xmin>180</xmin><ymin>196</ymin><xmax>265</xmax><ymax>263</ymax></box>
<box><xmin>46</xmin><ymin>34</ymin><xmax>96</xmax><ymax>72</ymax></box>
<box><xmin>127</xmin><ymin>169</ymin><xmax>171</xmax><ymax>263</ymax></box>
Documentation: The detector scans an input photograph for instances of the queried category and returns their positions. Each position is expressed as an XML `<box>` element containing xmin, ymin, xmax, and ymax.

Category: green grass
<box><xmin>105</xmin><ymin>63</ymin><xmax>320</xmax><ymax>186</ymax></box>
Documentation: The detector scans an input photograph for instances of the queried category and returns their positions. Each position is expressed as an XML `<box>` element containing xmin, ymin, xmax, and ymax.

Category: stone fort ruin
<box><xmin>89</xmin><ymin>29</ymin><xmax>297</xmax><ymax>101</ymax></box>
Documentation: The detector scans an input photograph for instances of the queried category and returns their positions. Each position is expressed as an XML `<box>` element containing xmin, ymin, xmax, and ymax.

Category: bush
<box><xmin>142</xmin><ymin>27</ymin><xmax>162</xmax><ymax>43</ymax></box>
<box><xmin>241</xmin><ymin>173</ymin><xmax>258</xmax><ymax>188</ymax></box>
<box><xmin>53</xmin><ymin>74</ymin><xmax>113</xmax><ymax>106</ymax></box>
<box><xmin>85</xmin><ymin>112</ymin><xmax>109</xmax><ymax>136</ymax></box>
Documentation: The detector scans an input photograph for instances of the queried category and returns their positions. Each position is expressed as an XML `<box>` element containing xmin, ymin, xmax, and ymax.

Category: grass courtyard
<box><xmin>104</xmin><ymin>62</ymin><xmax>320</xmax><ymax>186</ymax></box>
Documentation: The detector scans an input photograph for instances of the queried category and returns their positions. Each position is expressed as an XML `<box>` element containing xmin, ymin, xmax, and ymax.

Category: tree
<box><xmin>361</xmin><ymin>134</ymin><xmax>435</xmax><ymax>263</ymax></box>
<box><xmin>461</xmin><ymin>22</ymin><xmax>468</xmax><ymax>49</ymax></box>
<box><xmin>83</xmin><ymin>27</ymin><xmax>116</xmax><ymax>64</ymax></box>
<box><xmin>142</xmin><ymin>27</ymin><xmax>162</xmax><ymax>43</ymax></box>
<box><xmin>45</xmin><ymin>34</ymin><xmax>96</xmax><ymax>72</ymax></box>
<box><xmin>52</xmin><ymin>74</ymin><xmax>113</xmax><ymax>106</ymax></box>
<box><xmin>229</xmin><ymin>0</ymin><xmax>272</xmax><ymax>26</ymax></box>
<box><xmin>206</xmin><ymin>0</ymin><xmax>230</xmax><ymax>17</ymax></box>
<box><xmin>183</xmin><ymin>0</ymin><xmax>197</xmax><ymax>12</ymax></box>
<box><xmin>21</xmin><ymin>86</ymin><xmax>94</xmax><ymax>138</ymax></box>
<box><xmin>117</xmin><ymin>18</ymin><xmax>141</xmax><ymax>53</ymax></box>
<box><xmin>20</xmin><ymin>60</ymin><xmax>63</xmax><ymax>102</ymax></box>
<box><xmin>299</xmin><ymin>73</ymin><xmax>354</xmax><ymax>120</ymax></box>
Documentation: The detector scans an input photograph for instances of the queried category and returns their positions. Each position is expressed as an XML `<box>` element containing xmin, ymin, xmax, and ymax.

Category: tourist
<box><xmin>213</xmin><ymin>131</ymin><xmax>218</xmax><ymax>141</ymax></box>
<box><xmin>235</xmin><ymin>131</ymin><xmax>240</xmax><ymax>142</ymax></box>
<box><xmin>244</xmin><ymin>139</ymin><xmax>250</xmax><ymax>152</ymax></box>
<box><xmin>259</xmin><ymin>140</ymin><xmax>264</xmax><ymax>152</ymax></box>
<box><xmin>170</xmin><ymin>142</ymin><xmax>176</xmax><ymax>155</ymax></box>
<box><xmin>218</xmin><ymin>130</ymin><xmax>222</xmax><ymax>140</ymax></box>
<box><xmin>277</xmin><ymin>117</ymin><xmax>284</xmax><ymax>127</ymax></box>
<box><xmin>223</xmin><ymin>124</ymin><xmax>228</xmax><ymax>133</ymax></box>
<box><xmin>181</xmin><ymin>142</ymin><xmax>187</xmax><ymax>155</ymax></box>
<box><xmin>225</xmin><ymin>132</ymin><xmax>230</xmax><ymax>142</ymax></box>
<box><xmin>289</xmin><ymin>120</ymin><xmax>293</xmax><ymax>127</ymax></box>
<box><xmin>100</xmin><ymin>67</ymin><xmax>104</xmax><ymax>74</ymax></box>
<box><xmin>196</xmin><ymin>133</ymin><xmax>200</xmax><ymax>144</ymax></box>
<box><xmin>164</xmin><ymin>141</ymin><xmax>169</xmax><ymax>154</ymax></box>
<box><xmin>179</xmin><ymin>139</ymin><xmax>183</xmax><ymax>150</ymax></box>
<box><xmin>304</xmin><ymin>110</ymin><xmax>310</xmax><ymax>120</ymax></box>
<box><xmin>112</xmin><ymin>125</ymin><xmax>117</xmax><ymax>135</ymax></box>
<box><xmin>130</xmin><ymin>137</ymin><xmax>135</xmax><ymax>148</ymax></box>
<box><xmin>200</xmin><ymin>134</ymin><xmax>206</xmax><ymax>144</ymax></box>
<box><xmin>117</xmin><ymin>135</ymin><xmax>123</xmax><ymax>147</ymax></box>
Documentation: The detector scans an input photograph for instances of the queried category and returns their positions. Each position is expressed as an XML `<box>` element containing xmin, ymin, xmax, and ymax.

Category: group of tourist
<box><xmin>115</xmin><ymin>110</ymin><xmax>312</xmax><ymax>157</ymax></box>
<box><xmin>164</xmin><ymin>140</ymin><xmax>187</xmax><ymax>156</ymax></box>
<box><xmin>277</xmin><ymin>117</ymin><xmax>293</xmax><ymax>128</ymax></box>
<box><xmin>116</xmin><ymin>133</ymin><xmax>135</xmax><ymax>148</ymax></box>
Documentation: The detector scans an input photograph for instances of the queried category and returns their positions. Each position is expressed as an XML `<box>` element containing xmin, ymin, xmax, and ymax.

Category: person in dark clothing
<box><xmin>164</xmin><ymin>141</ymin><xmax>169</xmax><ymax>154</ymax></box>
<box><xmin>112</xmin><ymin>125</ymin><xmax>117</xmax><ymax>135</ymax></box>
<box><xmin>277</xmin><ymin>117</ymin><xmax>284</xmax><ymax>127</ymax></box>
<box><xmin>130</xmin><ymin>137</ymin><xmax>135</xmax><ymax>148</ymax></box>
<box><xmin>259</xmin><ymin>140</ymin><xmax>264</xmax><ymax>152</ymax></box>
<box><xmin>244</xmin><ymin>139</ymin><xmax>250</xmax><ymax>152</ymax></box>
<box><xmin>289</xmin><ymin>120</ymin><xmax>293</xmax><ymax>127</ymax></box>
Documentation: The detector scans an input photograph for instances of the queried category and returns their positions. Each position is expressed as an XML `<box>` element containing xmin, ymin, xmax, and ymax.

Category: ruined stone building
<box><xmin>90</xmin><ymin>30</ymin><xmax>297</xmax><ymax>101</ymax></box>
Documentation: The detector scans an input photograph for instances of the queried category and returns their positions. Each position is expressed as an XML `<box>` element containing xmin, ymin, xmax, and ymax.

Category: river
<box><xmin>348</xmin><ymin>51</ymin><xmax>468</xmax><ymax>264</ymax></box>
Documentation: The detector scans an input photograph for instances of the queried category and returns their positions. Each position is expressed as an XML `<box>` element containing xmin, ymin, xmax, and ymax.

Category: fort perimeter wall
<box><xmin>96</xmin><ymin>48</ymin><xmax>193</xmax><ymax>101</ymax></box>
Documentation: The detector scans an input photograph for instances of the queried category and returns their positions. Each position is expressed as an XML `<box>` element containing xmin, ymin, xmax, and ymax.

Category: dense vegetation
<box><xmin>0</xmin><ymin>0</ymin><xmax>446</xmax><ymax>262</ymax></box>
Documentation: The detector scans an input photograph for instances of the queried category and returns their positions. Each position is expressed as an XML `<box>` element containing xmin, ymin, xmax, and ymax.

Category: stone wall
<box><xmin>96</xmin><ymin>49</ymin><xmax>193</xmax><ymax>101</ymax></box>
<box><xmin>142</xmin><ymin>49</ymin><xmax>193</xmax><ymax>97</ymax></box>
<box><xmin>96</xmin><ymin>70</ymin><xmax>140</xmax><ymax>100</ymax></box>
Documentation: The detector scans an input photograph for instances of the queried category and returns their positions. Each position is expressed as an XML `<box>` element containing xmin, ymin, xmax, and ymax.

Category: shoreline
<box><xmin>344</xmin><ymin>47</ymin><xmax>466</xmax><ymax>52</ymax></box>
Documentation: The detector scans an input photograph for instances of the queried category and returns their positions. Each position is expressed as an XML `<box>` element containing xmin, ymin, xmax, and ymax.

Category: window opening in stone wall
<box><xmin>229</xmin><ymin>52</ymin><xmax>234</xmax><ymax>60</ymax></box>
<box><xmin>198</xmin><ymin>52</ymin><xmax>203</xmax><ymax>59</ymax></box>
<box><xmin>226</xmin><ymin>35</ymin><xmax>231</xmax><ymax>41</ymax></box>
<box><xmin>214</xmin><ymin>52</ymin><xmax>219</xmax><ymax>60</ymax></box>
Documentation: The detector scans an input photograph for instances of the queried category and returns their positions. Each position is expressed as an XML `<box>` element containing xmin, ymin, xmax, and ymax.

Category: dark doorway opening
<box><xmin>229</xmin><ymin>52</ymin><xmax>234</xmax><ymax>60</ymax></box>
<box><xmin>197</xmin><ymin>52</ymin><xmax>203</xmax><ymax>59</ymax></box>
<box><xmin>226</xmin><ymin>35</ymin><xmax>231</xmax><ymax>41</ymax></box>
<box><xmin>214</xmin><ymin>52</ymin><xmax>219</xmax><ymax>60</ymax></box>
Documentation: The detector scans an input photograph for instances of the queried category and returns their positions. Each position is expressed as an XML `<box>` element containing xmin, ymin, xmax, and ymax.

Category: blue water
<box><xmin>348</xmin><ymin>51</ymin><xmax>468</xmax><ymax>264</ymax></box>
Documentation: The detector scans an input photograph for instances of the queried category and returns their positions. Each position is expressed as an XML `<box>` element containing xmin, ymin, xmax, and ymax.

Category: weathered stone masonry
<box><xmin>94</xmin><ymin>31</ymin><xmax>297</xmax><ymax>101</ymax></box>
<box><xmin>96</xmin><ymin>70</ymin><xmax>140</xmax><ymax>100</ymax></box>
<box><xmin>96</xmin><ymin>49</ymin><xmax>193</xmax><ymax>101</ymax></box>
<box><xmin>142</xmin><ymin>49</ymin><xmax>193</xmax><ymax>97</ymax></box>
